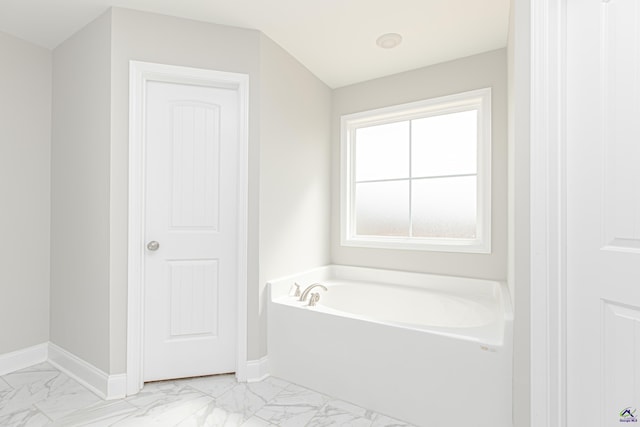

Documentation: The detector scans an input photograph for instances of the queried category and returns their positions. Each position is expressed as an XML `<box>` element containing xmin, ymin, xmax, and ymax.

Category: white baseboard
<box><xmin>245</xmin><ymin>356</ymin><xmax>269</xmax><ymax>382</ymax></box>
<box><xmin>0</xmin><ymin>343</ymin><xmax>48</xmax><ymax>376</ymax></box>
<box><xmin>47</xmin><ymin>343</ymin><xmax>126</xmax><ymax>400</ymax></box>
<box><xmin>106</xmin><ymin>373</ymin><xmax>127</xmax><ymax>398</ymax></box>
<box><xmin>2</xmin><ymin>344</ymin><xmax>263</xmax><ymax>396</ymax></box>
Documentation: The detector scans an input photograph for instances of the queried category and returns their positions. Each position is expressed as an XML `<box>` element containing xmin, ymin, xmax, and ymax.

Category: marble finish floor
<box><xmin>0</xmin><ymin>363</ymin><xmax>414</xmax><ymax>426</ymax></box>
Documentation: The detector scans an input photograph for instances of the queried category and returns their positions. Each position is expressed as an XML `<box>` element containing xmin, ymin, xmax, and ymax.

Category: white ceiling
<box><xmin>0</xmin><ymin>0</ymin><xmax>510</xmax><ymax>88</ymax></box>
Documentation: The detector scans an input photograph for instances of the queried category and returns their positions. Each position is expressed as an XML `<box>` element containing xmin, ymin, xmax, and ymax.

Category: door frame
<box><xmin>126</xmin><ymin>60</ymin><xmax>249</xmax><ymax>395</ymax></box>
<box><xmin>529</xmin><ymin>0</ymin><xmax>567</xmax><ymax>424</ymax></box>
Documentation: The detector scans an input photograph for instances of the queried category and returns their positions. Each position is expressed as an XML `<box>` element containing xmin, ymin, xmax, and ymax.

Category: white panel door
<box><xmin>567</xmin><ymin>0</ymin><xmax>640</xmax><ymax>424</ymax></box>
<box><xmin>143</xmin><ymin>80</ymin><xmax>238</xmax><ymax>381</ymax></box>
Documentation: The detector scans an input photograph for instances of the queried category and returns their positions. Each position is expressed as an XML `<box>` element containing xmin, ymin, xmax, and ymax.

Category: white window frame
<box><xmin>340</xmin><ymin>88</ymin><xmax>492</xmax><ymax>253</ymax></box>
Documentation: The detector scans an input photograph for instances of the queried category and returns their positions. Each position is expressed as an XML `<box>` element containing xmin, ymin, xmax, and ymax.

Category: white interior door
<box><xmin>567</xmin><ymin>0</ymin><xmax>640</xmax><ymax>424</ymax></box>
<box><xmin>142</xmin><ymin>80</ymin><xmax>239</xmax><ymax>382</ymax></box>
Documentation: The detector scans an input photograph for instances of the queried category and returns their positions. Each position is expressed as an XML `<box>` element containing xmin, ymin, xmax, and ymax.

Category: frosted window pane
<box><xmin>411</xmin><ymin>110</ymin><xmax>477</xmax><ymax>178</ymax></box>
<box><xmin>412</xmin><ymin>176</ymin><xmax>477</xmax><ymax>238</ymax></box>
<box><xmin>355</xmin><ymin>121</ymin><xmax>409</xmax><ymax>181</ymax></box>
<box><xmin>355</xmin><ymin>181</ymin><xmax>409</xmax><ymax>236</ymax></box>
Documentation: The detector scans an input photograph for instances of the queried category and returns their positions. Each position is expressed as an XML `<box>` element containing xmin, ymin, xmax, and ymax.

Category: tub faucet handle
<box><xmin>299</xmin><ymin>283</ymin><xmax>328</xmax><ymax>301</ymax></box>
<box><xmin>308</xmin><ymin>292</ymin><xmax>320</xmax><ymax>307</ymax></box>
<box><xmin>290</xmin><ymin>282</ymin><xmax>301</xmax><ymax>297</ymax></box>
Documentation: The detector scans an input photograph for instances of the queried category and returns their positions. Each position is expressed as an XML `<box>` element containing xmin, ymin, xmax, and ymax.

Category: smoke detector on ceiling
<box><xmin>376</xmin><ymin>33</ymin><xmax>403</xmax><ymax>49</ymax></box>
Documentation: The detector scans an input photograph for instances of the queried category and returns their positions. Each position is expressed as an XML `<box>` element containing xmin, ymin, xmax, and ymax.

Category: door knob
<box><xmin>146</xmin><ymin>241</ymin><xmax>160</xmax><ymax>251</ymax></box>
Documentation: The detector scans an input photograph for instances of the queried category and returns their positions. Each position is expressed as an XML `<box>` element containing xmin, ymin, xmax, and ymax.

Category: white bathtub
<box><xmin>267</xmin><ymin>265</ymin><xmax>513</xmax><ymax>427</ymax></box>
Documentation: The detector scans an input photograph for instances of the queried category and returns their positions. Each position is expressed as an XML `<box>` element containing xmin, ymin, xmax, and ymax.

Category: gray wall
<box><xmin>331</xmin><ymin>49</ymin><xmax>508</xmax><ymax>281</ymax></box>
<box><xmin>50</xmin><ymin>11</ymin><xmax>112</xmax><ymax>372</ymax></box>
<box><xmin>47</xmin><ymin>7</ymin><xmax>332</xmax><ymax>371</ymax></box>
<box><xmin>257</xmin><ymin>34</ymin><xmax>332</xmax><ymax>358</ymax></box>
<box><xmin>0</xmin><ymin>31</ymin><xmax>51</xmax><ymax>354</ymax></box>
<box><xmin>508</xmin><ymin>0</ymin><xmax>531</xmax><ymax>424</ymax></box>
<box><xmin>109</xmin><ymin>7</ymin><xmax>263</xmax><ymax>373</ymax></box>
<box><xmin>6</xmin><ymin>7</ymin><xmax>511</xmax><ymax>389</ymax></box>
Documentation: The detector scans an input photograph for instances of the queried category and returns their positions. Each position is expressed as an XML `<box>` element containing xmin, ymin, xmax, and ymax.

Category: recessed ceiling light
<box><xmin>376</xmin><ymin>33</ymin><xmax>403</xmax><ymax>49</ymax></box>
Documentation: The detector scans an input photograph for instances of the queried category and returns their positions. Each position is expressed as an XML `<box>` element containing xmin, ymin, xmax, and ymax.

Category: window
<box><xmin>340</xmin><ymin>88</ymin><xmax>491</xmax><ymax>253</ymax></box>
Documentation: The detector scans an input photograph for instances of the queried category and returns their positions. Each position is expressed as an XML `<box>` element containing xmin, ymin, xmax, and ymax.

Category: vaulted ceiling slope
<box><xmin>0</xmin><ymin>0</ymin><xmax>510</xmax><ymax>88</ymax></box>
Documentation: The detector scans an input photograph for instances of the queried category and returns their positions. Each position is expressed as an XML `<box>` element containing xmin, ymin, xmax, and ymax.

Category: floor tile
<box><xmin>114</xmin><ymin>397</ymin><xmax>212</xmax><ymax>426</ymax></box>
<box><xmin>0</xmin><ymin>385</ymin><xmax>40</xmax><ymax>418</ymax></box>
<box><xmin>260</xmin><ymin>376</ymin><xmax>291</xmax><ymax>390</ymax></box>
<box><xmin>370</xmin><ymin>413</ymin><xmax>416</xmax><ymax>427</ymax></box>
<box><xmin>176</xmin><ymin>401</ymin><xmax>245</xmax><ymax>427</ymax></box>
<box><xmin>254</xmin><ymin>383</ymin><xmax>330</xmax><ymax>427</ymax></box>
<box><xmin>0</xmin><ymin>407</ymin><xmax>51</xmax><ymax>427</ymax></box>
<box><xmin>33</xmin><ymin>372</ymin><xmax>102</xmax><ymax>420</ymax></box>
<box><xmin>0</xmin><ymin>377</ymin><xmax>15</xmax><ymax>408</ymax></box>
<box><xmin>241</xmin><ymin>415</ymin><xmax>278</xmax><ymax>426</ymax></box>
<box><xmin>125</xmin><ymin>379</ymin><xmax>205</xmax><ymax>408</ymax></box>
<box><xmin>0</xmin><ymin>363</ymin><xmax>60</xmax><ymax>417</ymax></box>
<box><xmin>0</xmin><ymin>377</ymin><xmax>13</xmax><ymax>391</ymax></box>
<box><xmin>307</xmin><ymin>399</ymin><xmax>375</xmax><ymax>427</ymax></box>
<box><xmin>121</xmin><ymin>381</ymin><xmax>213</xmax><ymax>426</ymax></box>
<box><xmin>0</xmin><ymin>364</ymin><xmax>411</xmax><ymax>427</ymax></box>
<box><xmin>0</xmin><ymin>364</ymin><xmax>101</xmax><ymax>421</ymax></box>
<box><xmin>179</xmin><ymin>373</ymin><xmax>238</xmax><ymax>398</ymax></box>
<box><xmin>51</xmin><ymin>399</ymin><xmax>138</xmax><ymax>427</ymax></box>
<box><xmin>214</xmin><ymin>379</ymin><xmax>289</xmax><ymax>422</ymax></box>
<box><xmin>2</xmin><ymin>363</ymin><xmax>59</xmax><ymax>389</ymax></box>
<box><xmin>246</xmin><ymin>378</ymin><xmax>290</xmax><ymax>401</ymax></box>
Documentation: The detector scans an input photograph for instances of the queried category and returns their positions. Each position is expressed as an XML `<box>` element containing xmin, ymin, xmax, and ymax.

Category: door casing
<box><xmin>126</xmin><ymin>60</ymin><xmax>249</xmax><ymax>395</ymax></box>
<box><xmin>529</xmin><ymin>0</ymin><xmax>567</xmax><ymax>424</ymax></box>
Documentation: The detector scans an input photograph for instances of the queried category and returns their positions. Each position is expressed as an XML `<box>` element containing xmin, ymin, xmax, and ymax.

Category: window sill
<box><xmin>341</xmin><ymin>236</ymin><xmax>491</xmax><ymax>254</ymax></box>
